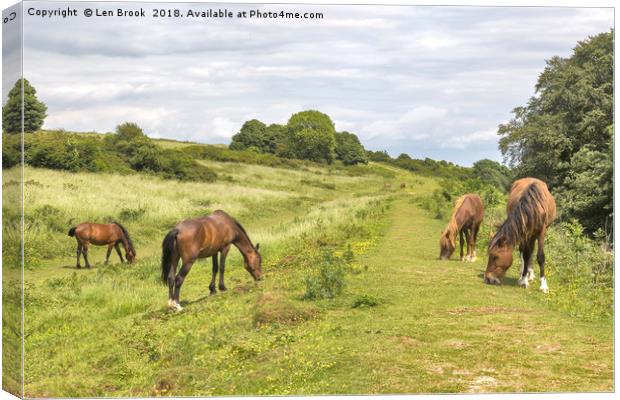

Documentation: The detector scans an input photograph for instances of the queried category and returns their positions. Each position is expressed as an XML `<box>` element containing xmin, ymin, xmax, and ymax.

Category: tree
<box><xmin>497</xmin><ymin>30</ymin><xmax>613</xmax><ymax>233</ymax></box>
<box><xmin>472</xmin><ymin>159</ymin><xmax>512</xmax><ymax>190</ymax></box>
<box><xmin>264</xmin><ymin>123</ymin><xmax>287</xmax><ymax>154</ymax></box>
<box><xmin>229</xmin><ymin>119</ymin><xmax>268</xmax><ymax>151</ymax></box>
<box><xmin>334</xmin><ymin>131</ymin><xmax>368</xmax><ymax>165</ymax></box>
<box><xmin>2</xmin><ymin>78</ymin><xmax>47</xmax><ymax>133</ymax></box>
<box><xmin>284</xmin><ymin>110</ymin><xmax>336</xmax><ymax>163</ymax></box>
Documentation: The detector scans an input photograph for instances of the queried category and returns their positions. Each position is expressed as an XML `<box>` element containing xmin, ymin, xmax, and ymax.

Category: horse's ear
<box><xmin>255</xmin><ymin>243</ymin><xmax>260</xmax><ymax>250</ymax></box>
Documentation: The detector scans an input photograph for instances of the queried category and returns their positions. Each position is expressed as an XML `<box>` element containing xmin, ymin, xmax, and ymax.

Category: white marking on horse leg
<box><xmin>540</xmin><ymin>277</ymin><xmax>549</xmax><ymax>294</ymax></box>
<box><xmin>518</xmin><ymin>276</ymin><xmax>529</xmax><ymax>288</ymax></box>
<box><xmin>527</xmin><ymin>267</ymin><xmax>535</xmax><ymax>283</ymax></box>
<box><xmin>168</xmin><ymin>299</ymin><xmax>175</xmax><ymax>309</ymax></box>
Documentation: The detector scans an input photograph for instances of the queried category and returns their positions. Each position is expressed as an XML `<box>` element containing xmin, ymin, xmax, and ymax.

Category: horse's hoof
<box><xmin>539</xmin><ymin>277</ymin><xmax>549</xmax><ymax>294</ymax></box>
<box><xmin>518</xmin><ymin>277</ymin><xmax>529</xmax><ymax>288</ymax></box>
<box><xmin>168</xmin><ymin>300</ymin><xmax>183</xmax><ymax>311</ymax></box>
<box><xmin>219</xmin><ymin>286</ymin><xmax>227</xmax><ymax>292</ymax></box>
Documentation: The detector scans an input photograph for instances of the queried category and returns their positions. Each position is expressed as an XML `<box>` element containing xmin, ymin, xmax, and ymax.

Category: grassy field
<box><xmin>2</xmin><ymin>153</ymin><xmax>613</xmax><ymax>396</ymax></box>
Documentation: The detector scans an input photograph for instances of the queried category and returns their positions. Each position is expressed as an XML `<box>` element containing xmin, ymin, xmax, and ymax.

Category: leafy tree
<box><xmin>284</xmin><ymin>110</ymin><xmax>336</xmax><ymax>163</ymax></box>
<box><xmin>2</xmin><ymin>78</ymin><xmax>47</xmax><ymax>133</ymax></box>
<box><xmin>472</xmin><ymin>159</ymin><xmax>512</xmax><ymax>190</ymax></box>
<box><xmin>264</xmin><ymin>123</ymin><xmax>287</xmax><ymax>154</ymax></box>
<box><xmin>229</xmin><ymin>119</ymin><xmax>268</xmax><ymax>151</ymax></box>
<box><xmin>497</xmin><ymin>30</ymin><xmax>612</xmax><ymax>233</ymax></box>
<box><xmin>334</xmin><ymin>131</ymin><xmax>368</xmax><ymax>165</ymax></box>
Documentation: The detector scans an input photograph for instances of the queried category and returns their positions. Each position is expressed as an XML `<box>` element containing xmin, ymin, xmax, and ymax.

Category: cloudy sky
<box><xmin>10</xmin><ymin>2</ymin><xmax>614</xmax><ymax>165</ymax></box>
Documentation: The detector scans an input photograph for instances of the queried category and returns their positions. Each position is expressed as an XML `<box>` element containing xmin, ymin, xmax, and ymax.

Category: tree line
<box><xmin>229</xmin><ymin>110</ymin><xmax>368</xmax><ymax>165</ymax></box>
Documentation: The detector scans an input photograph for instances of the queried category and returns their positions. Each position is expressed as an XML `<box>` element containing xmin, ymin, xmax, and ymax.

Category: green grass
<box><xmin>2</xmin><ymin>154</ymin><xmax>613</xmax><ymax>396</ymax></box>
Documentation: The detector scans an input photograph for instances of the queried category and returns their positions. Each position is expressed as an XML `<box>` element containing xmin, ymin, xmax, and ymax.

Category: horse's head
<box><xmin>244</xmin><ymin>243</ymin><xmax>263</xmax><ymax>281</ymax></box>
<box><xmin>126</xmin><ymin>248</ymin><xmax>136</xmax><ymax>264</ymax></box>
<box><xmin>439</xmin><ymin>231</ymin><xmax>455</xmax><ymax>260</ymax></box>
<box><xmin>484</xmin><ymin>236</ymin><xmax>513</xmax><ymax>285</ymax></box>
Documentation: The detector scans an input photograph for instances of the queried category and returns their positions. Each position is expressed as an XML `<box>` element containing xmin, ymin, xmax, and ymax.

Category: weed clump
<box><xmin>351</xmin><ymin>294</ymin><xmax>380</xmax><ymax>308</ymax></box>
<box><xmin>303</xmin><ymin>248</ymin><xmax>347</xmax><ymax>300</ymax></box>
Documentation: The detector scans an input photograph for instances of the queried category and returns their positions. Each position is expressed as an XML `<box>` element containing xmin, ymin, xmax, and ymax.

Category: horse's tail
<box><xmin>68</xmin><ymin>227</ymin><xmax>77</xmax><ymax>237</ymax></box>
<box><xmin>161</xmin><ymin>228</ymin><xmax>179</xmax><ymax>285</ymax></box>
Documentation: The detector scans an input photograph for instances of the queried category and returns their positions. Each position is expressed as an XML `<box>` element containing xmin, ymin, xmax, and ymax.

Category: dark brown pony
<box><xmin>484</xmin><ymin>178</ymin><xmax>556</xmax><ymax>292</ymax></box>
<box><xmin>439</xmin><ymin>194</ymin><xmax>484</xmax><ymax>261</ymax></box>
<box><xmin>68</xmin><ymin>222</ymin><xmax>136</xmax><ymax>268</ymax></box>
<box><xmin>161</xmin><ymin>210</ymin><xmax>262</xmax><ymax>311</ymax></box>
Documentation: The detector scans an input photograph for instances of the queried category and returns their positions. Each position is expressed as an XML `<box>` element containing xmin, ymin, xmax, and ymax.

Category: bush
<box><xmin>351</xmin><ymin>294</ymin><xmax>380</xmax><ymax>308</ymax></box>
<box><xmin>2</xmin><ymin>133</ymin><xmax>21</xmax><ymax>168</ymax></box>
<box><xmin>12</xmin><ymin>127</ymin><xmax>218</xmax><ymax>183</ymax></box>
<box><xmin>303</xmin><ymin>248</ymin><xmax>347</xmax><ymax>300</ymax></box>
<box><xmin>543</xmin><ymin>219</ymin><xmax>613</xmax><ymax>320</ymax></box>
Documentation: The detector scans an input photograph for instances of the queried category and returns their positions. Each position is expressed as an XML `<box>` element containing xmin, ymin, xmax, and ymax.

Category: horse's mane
<box><xmin>489</xmin><ymin>181</ymin><xmax>550</xmax><ymax>249</ymax></box>
<box><xmin>441</xmin><ymin>195</ymin><xmax>467</xmax><ymax>248</ymax></box>
<box><xmin>113</xmin><ymin>222</ymin><xmax>135</xmax><ymax>253</ymax></box>
<box><xmin>233</xmin><ymin>218</ymin><xmax>256</xmax><ymax>249</ymax></box>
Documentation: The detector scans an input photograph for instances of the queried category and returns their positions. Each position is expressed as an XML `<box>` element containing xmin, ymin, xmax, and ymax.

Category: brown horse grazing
<box><xmin>68</xmin><ymin>222</ymin><xmax>136</xmax><ymax>268</ymax></box>
<box><xmin>484</xmin><ymin>177</ymin><xmax>556</xmax><ymax>293</ymax></box>
<box><xmin>161</xmin><ymin>210</ymin><xmax>262</xmax><ymax>311</ymax></box>
<box><xmin>439</xmin><ymin>194</ymin><xmax>484</xmax><ymax>261</ymax></box>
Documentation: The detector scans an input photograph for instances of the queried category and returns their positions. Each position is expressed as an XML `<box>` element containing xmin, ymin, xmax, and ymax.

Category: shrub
<box><xmin>303</xmin><ymin>248</ymin><xmax>347</xmax><ymax>300</ymax></box>
<box><xmin>543</xmin><ymin>219</ymin><xmax>613</xmax><ymax>320</ymax></box>
<box><xmin>13</xmin><ymin>127</ymin><xmax>218</xmax><ymax>182</ymax></box>
<box><xmin>2</xmin><ymin>133</ymin><xmax>21</xmax><ymax>168</ymax></box>
<box><xmin>351</xmin><ymin>294</ymin><xmax>380</xmax><ymax>308</ymax></box>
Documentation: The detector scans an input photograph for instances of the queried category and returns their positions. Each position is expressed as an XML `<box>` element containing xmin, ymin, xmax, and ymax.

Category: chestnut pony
<box><xmin>68</xmin><ymin>222</ymin><xmax>136</xmax><ymax>268</ymax></box>
<box><xmin>161</xmin><ymin>210</ymin><xmax>262</xmax><ymax>311</ymax></box>
<box><xmin>484</xmin><ymin>178</ymin><xmax>556</xmax><ymax>292</ymax></box>
<box><xmin>439</xmin><ymin>194</ymin><xmax>484</xmax><ymax>261</ymax></box>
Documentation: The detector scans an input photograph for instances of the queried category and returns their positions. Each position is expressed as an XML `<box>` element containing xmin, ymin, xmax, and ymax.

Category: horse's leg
<box><xmin>459</xmin><ymin>230</ymin><xmax>465</xmax><ymax>261</ymax></box>
<box><xmin>465</xmin><ymin>227</ymin><xmax>474</xmax><ymax>261</ymax></box>
<box><xmin>518</xmin><ymin>241</ymin><xmax>535</xmax><ymax>288</ymax></box>
<box><xmin>167</xmin><ymin>251</ymin><xmax>180</xmax><ymax>309</ymax></box>
<box><xmin>471</xmin><ymin>222</ymin><xmax>481</xmax><ymax>261</ymax></box>
<box><xmin>114</xmin><ymin>242</ymin><xmax>125</xmax><ymax>263</ymax></box>
<box><xmin>209</xmin><ymin>254</ymin><xmax>218</xmax><ymax>295</ymax></box>
<box><xmin>76</xmin><ymin>242</ymin><xmax>83</xmax><ymax>269</ymax></box>
<box><xmin>463</xmin><ymin>229</ymin><xmax>471</xmax><ymax>261</ymax></box>
<box><xmin>105</xmin><ymin>244</ymin><xmax>113</xmax><ymax>265</ymax></box>
<box><xmin>537</xmin><ymin>228</ymin><xmax>548</xmax><ymax>293</ymax></box>
<box><xmin>218</xmin><ymin>244</ymin><xmax>231</xmax><ymax>292</ymax></box>
<box><xmin>172</xmin><ymin>259</ymin><xmax>196</xmax><ymax>311</ymax></box>
<box><xmin>82</xmin><ymin>242</ymin><xmax>91</xmax><ymax>268</ymax></box>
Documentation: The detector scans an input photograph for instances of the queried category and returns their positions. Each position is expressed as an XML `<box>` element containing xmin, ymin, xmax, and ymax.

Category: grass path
<box><xmin>292</xmin><ymin>196</ymin><xmax>613</xmax><ymax>394</ymax></box>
